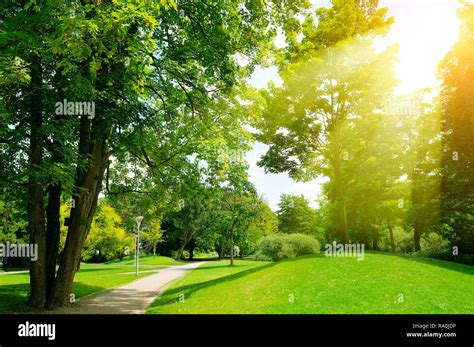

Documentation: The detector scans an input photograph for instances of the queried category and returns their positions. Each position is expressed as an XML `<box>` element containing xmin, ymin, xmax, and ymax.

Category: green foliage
<box><xmin>0</xmin><ymin>200</ymin><xmax>28</xmax><ymax>245</ymax></box>
<box><xmin>242</xmin><ymin>202</ymin><xmax>278</xmax><ymax>254</ymax></box>
<box><xmin>256</xmin><ymin>233</ymin><xmax>320</xmax><ymax>261</ymax></box>
<box><xmin>81</xmin><ymin>201</ymin><xmax>133</xmax><ymax>263</ymax></box>
<box><xmin>256</xmin><ymin>0</ymin><xmax>398</xmax><ymax>244</ymax></box>
<box><xmin>438</xmin><ymin>1</ymin><xmax>474</xmax><ymax>256</ymax></box>
<box><xmin>141</xmin><ymin>221</ymin><xmax>164</xmax><ymax>256</ymax></box>
<box><xmin>419</xmin><ymin>233</ymin><xmax>451</xmax><ymax>258</ymax></box>
<box><xmin>276</xmin><ymin>194</ymin><xmax>317</xmax><ymax>235</ymax></box>
<box><xmin>0</xmin><ymin>199</ymin><xmax>29</xmax><ymax>269</ymax></box>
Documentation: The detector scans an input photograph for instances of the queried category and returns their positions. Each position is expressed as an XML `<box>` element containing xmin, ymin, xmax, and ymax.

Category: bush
<box><xmin>419</xmin><ymin>233</ymin><xmax>450</xmax><ymax>256</ymax></box>
<box><xmin>398</xmin><ymin>232</ymin><xmax>415</xmax><ymax>253</ymax></box>
<box><xmin>378</xmin><ymin>226</ymin><xmax>407</xmax><ymax>252</ymax></box>
<box><xmin>256</xmin><ymin>233</ymin><xmax>320</xmax><ymax>262</ymax></box>
<box><xmin>285</xmin><ymin>233</ymin><xmax>321</xmax><ymax>255</ymax></box>
<box><xmin>80</xmin><ymin>203</ymin><xmax>134</xmax><ymax>263</ymax></box>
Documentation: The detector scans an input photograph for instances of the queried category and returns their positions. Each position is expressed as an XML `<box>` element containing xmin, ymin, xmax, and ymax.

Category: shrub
<box><xmin>378</xmin><ymin>226</ymin><xmax>407</xmax><ymax>252</ymax></box>
<box><xmin>398</xmin><ymin>232</ymin><xmax>415</xmax><ymax>253</ymax></box>
<box><xmin>285</xmin><ymin>233</ymin><xmax>321</xmax><ymax>255</ymax></box>
<box><xmin>80</xmin><ymin>203</ymin><xmax>134</xmax><ymax>263</ymax></box>
<box><xmin>257</xmin><ymin>233</ymin><xmax>320</xmax><ymax>261</ymax></box>
<box><xmin>256</xmin><ymin>235</ymin><xmax>284</xmax><ymax>261</ymax></box>
<box><xmin>420</xmin><ymin>233</ymin><xmax>450</xmax><ymax>256</ymax></box>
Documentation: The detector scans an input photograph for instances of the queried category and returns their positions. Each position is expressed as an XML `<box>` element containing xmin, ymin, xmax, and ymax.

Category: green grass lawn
<box><xmin>147</xmin><ymin>252</ymin><xmax>474</xmax><ymax>314</ymax></box>
<box><xmin>0</xmin><ymin>255</ymin><xmax>183</xmax><ymax>313</ymax></box>
<box><xmin>105</xmin><ymin>254</ymin><xmax>184</xmax><ymax>266</ymax></box>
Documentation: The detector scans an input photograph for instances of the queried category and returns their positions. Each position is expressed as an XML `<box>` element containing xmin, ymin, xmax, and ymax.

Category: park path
<box><xmin>54</xmin><ymin>262</ymin><xmax>203</xmax><ymax>314</ymax></box>
<box><xmin>0</xmin><ymin>270</ymin><xmax>28</xmax><ymax>275</ymax></box>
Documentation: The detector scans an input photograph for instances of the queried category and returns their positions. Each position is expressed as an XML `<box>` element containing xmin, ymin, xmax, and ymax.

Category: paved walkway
<box><xmin>54</xmin><ymin>262</ymin><xmax>203</xmax><ymax>314</ymax></box>
<box><xmin>0</xmin><ymin>270</ymin><xmax>29</xmax><ymax>275</ymax></box>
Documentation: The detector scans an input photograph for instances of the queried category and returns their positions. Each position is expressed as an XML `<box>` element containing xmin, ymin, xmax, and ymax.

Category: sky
<box><xmin>246</xmin><ymin>0</ymin><xmax>461</xmax><ymax>211</ymax></box>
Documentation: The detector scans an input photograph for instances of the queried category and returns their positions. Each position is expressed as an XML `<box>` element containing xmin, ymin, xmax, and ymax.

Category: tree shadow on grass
<box><xmin>368</xmin><ymin>251</ymin><xmax>474</xmax><ymax>276</ymax></box>
<box><xmin>151</xmin><ymin>262</ymin><xmax>277</xmax><ymax>309</ymax></box>
<box><xmin>190</xmin><ymin>263</ymin><xmax>262</xmax><ymax>270</ymax></box>
<box><xmin>71</xmin><ymin>282</ymin><xmax>110</xmax><ymax>299</ymax></box>
<box><xmin>0</xmin><ymin>281</ymin><xmax>113</xmax><ymax>313</ymax></box>
<box><xmin>0</xmin><ymin>283</ymin><xmax>30</xmax><ymax>313</ymax></box>
<box><xmin>75</xmin><ymin>267</ymin><xmax>121</xmax><ymax>274</ymax></box>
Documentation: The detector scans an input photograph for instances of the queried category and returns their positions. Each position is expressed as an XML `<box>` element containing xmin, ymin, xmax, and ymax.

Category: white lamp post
<box><xmin>134</xmin><ymin>216</ymin><xmax>144</xmax><ymax>276</ymax></box>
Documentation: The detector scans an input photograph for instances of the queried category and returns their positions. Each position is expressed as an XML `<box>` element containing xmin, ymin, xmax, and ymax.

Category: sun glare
<box><xmin>379</xmin><ymin>0</ymin><xmax>461</xmax><ymax>94</ymax></box>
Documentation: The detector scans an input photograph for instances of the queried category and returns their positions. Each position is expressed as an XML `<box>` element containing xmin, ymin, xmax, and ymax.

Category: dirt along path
<box><xmin>53</xmin><ymin>262</ymin><xmax>204</xmax><ymax>314</ymax></box>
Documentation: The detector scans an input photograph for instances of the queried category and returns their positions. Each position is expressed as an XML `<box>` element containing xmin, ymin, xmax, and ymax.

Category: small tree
<box><xmin>276</xmin><ymin>194</ymin><xmax>317</xmax><ymax>235</ymax></box>
<box><xmin>142</xmin><ymin>221</ymin><xmax>164</xmax><ymax>257</ymax></box>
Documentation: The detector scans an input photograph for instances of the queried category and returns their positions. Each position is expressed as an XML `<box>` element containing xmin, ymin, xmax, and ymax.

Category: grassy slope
<box><xmin>0</xmin><ymin>255</ymin><xmax>182</xmax><ymax>313</ymax></box>
<box><xmin>148</xmin><ymin>252</ymin><xmax>474</xmax><ymax>314</ymax></box>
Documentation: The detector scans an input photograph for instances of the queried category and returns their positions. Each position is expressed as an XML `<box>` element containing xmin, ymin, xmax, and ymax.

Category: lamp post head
<box><xmin>134</xmin><ymin>216</ymin><xmax>144</xmax><ymax>229</ymax></box>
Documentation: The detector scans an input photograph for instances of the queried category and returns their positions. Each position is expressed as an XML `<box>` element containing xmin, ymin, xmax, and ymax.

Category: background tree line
<box><xmin>255</xmin><ymin>0</ymin><xmax>473</xmax><ymax>264</ymax></box>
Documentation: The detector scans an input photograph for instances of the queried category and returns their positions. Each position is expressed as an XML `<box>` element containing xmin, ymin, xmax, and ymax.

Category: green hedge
<box><xmin>256</xmin><ymin>233</ymin><xmax>320</xmax><ymax>262</ymax></box>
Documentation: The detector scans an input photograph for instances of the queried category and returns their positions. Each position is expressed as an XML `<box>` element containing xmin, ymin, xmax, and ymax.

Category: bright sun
<box><xmin>379</xmin><ymin>0</ymin><xmax>461</xmax><ymax>94</ymax></box>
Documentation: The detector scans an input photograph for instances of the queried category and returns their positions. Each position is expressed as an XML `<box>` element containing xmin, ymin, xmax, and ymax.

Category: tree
<box><xmin>243</xmin><ymin>202</ymin><xmax>278</xmax><ymax>255</ymax></box>
<box><xmin>256</xmin><ymin>0</ymin><xmax>397</xmax><ymax>243</ymax></box>
<box><xmin>438</xmin><ymin>1</ymin><xmax>474</xmax><ymax>256</ymax></box>
<box><xmin>217</xmin><ymin>185</ymin><xmax>263</xmax><ymax>266</ymax></box>
<box><xmin>276</xmin><ymin>194</ymin><xmax>316</xmax><ymax>235</ymax></box>
<box><xmin>167</xmin><ymin>185</ymin><xmax>217</xmax><ymax>261</ymax></box>
<box><xmin>141</xmin><ymin>221</ymin><xmax>164</xmax><ymax>257</ymax></box>
<box><xmin>405</xmin><ymin>96</ymin><xmax>441</xmax><ymax>252</ymax></box>
<box><xmin>341</xmin><ymin>95</ymin><xmax>413</xmax><ymax>250</ymax></box>
<box><xmin>0</xmin><ymin>197</ymin><xmax>29</xmax><ymax>268</ymax></box>
<box><xmin>81</xmin><ymin>201</ymin><xmax>133</xmax><ymax>263</ymax></box>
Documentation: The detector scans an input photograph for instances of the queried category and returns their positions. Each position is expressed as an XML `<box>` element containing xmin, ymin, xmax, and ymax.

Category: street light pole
<box><xmin>134</xmin><ymin>216</ymin><xmax>144</xmax><ymax>276</ymax></box>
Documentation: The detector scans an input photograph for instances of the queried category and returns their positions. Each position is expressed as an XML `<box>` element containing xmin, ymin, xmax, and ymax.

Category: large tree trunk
<box><xmin>362</xmin><ymin>229</ymin><xmax>370</xmax><ymax>249</ymax></box>
<box><xmin>176</xmin><ymin>231</ymin><xmax>193</xmax><ymax>260</ymax></box>
<box><xmin>45</xmin><ymin>71</ymin><xmax>66</xmax><ymax>297</ymax></box>
<box><xmin>27</xmin><ymin>57</ymin><xmax>48</xmax><ymax>309</ymax></box>
<box><xmin>176</xmin><ymin>248</ymin><xmax>184</xmax><ymax>260</ymax></box>
<box><xmin>215</xmin><ymin>241</ymin><xmax>224</xmax><ymax>259</ymax></box>
<box><xmin>372</xmin><ymin>230</ymin><xmax>379</xmax><ymax>251</ymax></box>
<box><xmin>333</xmin><ymin>160</ymin><xmax>349</xmax><ymax>244</ymax></box>
<box><xmin>229</xmin><ymin>232</ymin><xmax>234</xmax><ymax>266</ymax></box>
<box><xmin>413</xmin><ymin>223</ymin><xmax>422</xmax><ymax>252</ymax></box>
<box><xmin>388</xmin><ymin>226</ymin><xmax>395</xmax><ymax>252</ymax></box>
<box><xmin>45</xmin><ymin>183</ymin><xmax>61</xmax><ymax>296</ymax></box>
<box><xmin>188</xmin><ymin>239</ymin><xmax>196</xmax><ymax>260</ymax></box>
<box><xmin>176</xmin><ymin>237</ymin><xmax>187</xmax><ymax>260</ymax></box>
<box><xmin>47</xmin><ymin>116</ymin><xmax>109</xmax><ymax>309</ymax></box>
